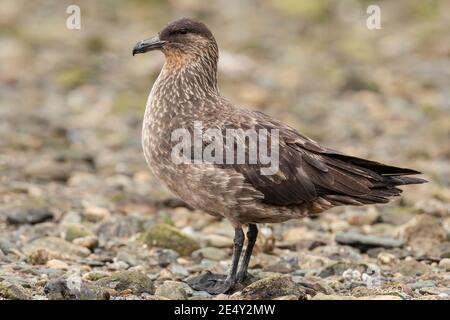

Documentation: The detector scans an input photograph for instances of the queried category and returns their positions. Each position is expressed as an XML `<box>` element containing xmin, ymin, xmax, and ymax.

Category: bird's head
<box><xmin>133</xmin><ymin>18</ymin><xmax>218</xmax><ymax>67</ymax></box>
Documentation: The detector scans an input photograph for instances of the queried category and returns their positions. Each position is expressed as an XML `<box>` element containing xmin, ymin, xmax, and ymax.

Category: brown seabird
<box><xmin>132</xmin><ymin>18</ymin><xmax>426</xmax><ymax>294</ymax></box>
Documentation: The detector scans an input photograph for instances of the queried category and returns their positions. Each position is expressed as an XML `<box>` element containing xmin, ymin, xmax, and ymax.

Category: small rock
<box><xmin>6</xmin><ymin>207</ymin><xmax>53</xmax><ymax>225</ymax></box>
<box><xmin>192</xmin><ymin>247</ymin><xmax>229</xmax><ymax>261</ymax></box>
<box><xmin>64</xmin><ymin>223</ymin><xmax>93</xmax><ymax>242</ymax></box>
<box><xmin>415</xmin><ymin>199</ymin><xmax>450</xmax><ymax>217</ymax></box>
<box><xmin>263</xmin><ymin>260</ymin><xmax>295</xmax><ymax>273</ymax></box>
<box><xmin>274</xmin><ymin>295</ymin><xmax>299</xmax><ymax>300</ymax></box>
<box><xmin>24</xmin><ymin>159</ymin><xmax>71</xmax><ymax>181</ymax></box>
<box><xmin>408</xmin><ymin>280</ymin><xmax>436</xmax><ymax>290</ymax></box>
<box><xmin>312</xmin><ymin>293</ymin><xmax>356</xmax><ymax>300</ymax></box>
<box><xmin>346</xmin><ymin>208</ymin><xmax>379</xmax><ymax>226</ymax></box>
<box><xmin>0</xmin><ymin>281</ymin><xmax>31</xmax><ymax>300</ymax></box>
<box><xmin>203</xmin><ymin>234</ymin><xmax>232</xmax><ymax>248</ymax></box>
<box><xmin>249</xmin><ymin>253</ymin><xmax>281</xmax><ymax>269</ymax></box>
<box><xmin>107</xmin><ymin>261</ymin><xmax>129</xmax><ymax>271</ymax></box>
<box><xmin>116</xmin><ymin>251</ymin><xmax>139</xmax><ymax>267</ymax></box>
<box><xmin>154</xmin><ymin>248</ymin><xmax>179</xmax><ymax>267</ymax></box>
<box><xmin>377</xmin><ymin>252</ymin><xmax>398</xmax><ymax>265</ymax></box>
<box><xmin>438</xmin><ymin>258</ymin><xmax>450</xmax><ymax>271</ymax></box>
<box><xmin>231</xmin><ymin>275</ymin><xmax>307</xmax><ymax>300</ymax></box>
<box><xmin>155</xmin><ymin>280</ymin><xmax>189</xmax><ymax>300</ymax></box>
<box><xmin>335</xmin><ymin>232</ymin><xmax>404</xmax><ymax>251</ymax></box>
<box><xmin>28</xmin><ymin>248</ymin><xmax>57</xmax><ymax>265</ymax></box>
<box><xmin>97</xmin><ymin>216</ymin><xmax>153</xmax><ymax>240</ymax></box>
<box><xmin>82</xmin><ymin>271</ymin><xmax>111</xmax><ymax>281</ymax></box>
<box><xmin>394</xmin><ymin>259</ymin><xmax>431</xmax><ymax>277</ymax></box>
<box><xmin>140</xmin><ymin>223</ymin><xmax>200</xmax><ymax>256</ymax></box>
<box><xmin>329</xmin><ymin>220</ymin><xmax>350</xmax><ymax>233</ymax></box>
<box><xmin>170</xmin><ymin>264</ymin><xmax>189</xmax><ymax>277</ymax></box>
<box><xmin>380</xmin><ymin>207</ymin><xmax>416</xmax><ymax>225</ymax></box>
<box><xmin>0</xmin><ymin>238</ymin><xmax>14</xmax><ymax>254</ymax></box>
<box><xmin>46</xmin><ymin>259</ymin><xmax>69</xmax><ymax>270</ymax></box>
<box><xmin>45</xmin><ymin>277</ymin><xmax>109</xmax><ymax>300</ymax></box>
<box><xmin>282</xmin><ymin>227</ymin><xmax>317</xmax><ymax>242</ymax></box>
<box><xmin>72</xmin><ymin>236</ymin><xmax>98</xmax><ymax>250</ymax></box>
<box><xmin>318</xmin><ymin>261</ymin><xmax>368</xmax><ymax>278</ymax></box>
<box><xmin>82</xmin><ymin>206</ymin><xmax>111</xmax><ymax>222</ymax></box>
<box><xmin>361</xmin><ymin>295</ymin><xmax>402</xmax><ymax>300</ymax></box>
<box><xmin>23</xmin><ymin>237</ymin><xmax>90</xmax><ymax>258</ymax></box>
<box><xmin>397</xmin><ymin>214</ymin><xmax>447</xmax><ymax>257</ymax></box>
<box><xmin>96</xmin><ymin>271</ymin><xmax>155</xmax><ymax>295</ymax></box>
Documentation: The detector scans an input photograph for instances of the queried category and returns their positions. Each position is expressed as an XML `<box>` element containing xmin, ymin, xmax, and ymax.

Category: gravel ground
<box><xmin>0</xmin><ymin>1</ymin><xmax>449</xmax><ymax>300</ymax></box>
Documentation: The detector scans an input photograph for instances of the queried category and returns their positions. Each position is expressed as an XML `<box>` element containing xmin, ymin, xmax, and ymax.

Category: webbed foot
<box><xmin>187</xmin><ymin>271</ymin><xmax>234</xmax><ymax>294</ymax></box>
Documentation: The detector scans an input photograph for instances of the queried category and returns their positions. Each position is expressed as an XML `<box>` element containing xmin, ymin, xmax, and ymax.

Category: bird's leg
<box><xmin>237</xmin><ymin>224</ymin><xmax>258</xmax><ymax>283</ymax></box>
<box><xmin>187</xmin><ymin>228</ymin><xmax>244</xmax><ymax>294</ymax></box>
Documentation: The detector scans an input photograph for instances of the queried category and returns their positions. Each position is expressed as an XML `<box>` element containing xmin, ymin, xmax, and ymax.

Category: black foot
<box><xmin>187</xmin><ymin>272</ymin><xmax>234</xmax><ymax>294</ymax></box>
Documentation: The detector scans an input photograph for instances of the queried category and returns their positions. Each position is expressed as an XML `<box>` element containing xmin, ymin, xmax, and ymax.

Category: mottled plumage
<box><xmin>133</xmin><ymin>18</ymin><xmax>426</xmax><ymax>294</ymax></box>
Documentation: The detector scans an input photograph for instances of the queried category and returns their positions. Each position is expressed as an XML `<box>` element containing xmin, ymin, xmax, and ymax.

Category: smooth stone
<box><xmin>23</xmin><ymin>237</ymin><xmax>90</xmax><ymax>258</ymax></box>
<box><xmin>153</xmin><ymin>248</ymin><xmax>179</xmax><ymax>267</ymax></box>
<box><xmin>394</xmin><ymin>259</ymin><xmax>431</xmax><ymax>277</ymax></box>
<box><xmin>154</xmin><ymin>280</ymin><xmax>189</xmax><ymax>300</ymax></box>
<box><xmin>346</xmin><ymin>208</ymin><xmax>379</xmax><ymax>226</ymax></box>
<box><xmin>438</xmin><ymin>258</ymin><xmax>450</xmax><ymax>271</ymax></box>
<box><xmin>140</xmin><ymin>223</ymin><xmax>199</xmax><ymax>256</ymax></box>
<box><xmin>46</xmin><ymin>259</ymin><xmax>69</xmax><ymax>270</ymax></box>
<box><xmin>6</xmin><ymin>207</ymin><xmax>53</xmax><ymax>225</ymax></box>
<box><xmin>64</xmin><ymin>223</ymin><xmax>93</xmax><ymax>242</ymax></box>
<box><xmin>82</xmin><ymin>206</ymin><xmax>111</xmax><ymax>222</ymax></box>
<box><xmin>377</xmin><ymin>252</ymin><xmax>398</xmax><ymax>265</ymax></box>
<box><xmin>95</xmin><ymin>271</ymin><xmax>155</xmax><ymax>295</ymax></box>
<box><xmin>203</xmin><ymin>234</ymin><xmax>232</xmax><ymax>248</ymax></box>
<box><xmin>408</xmin><ymin>280</ymin><xmax>437</xmax><ymax>290</ymax></box>
<box><xmin>318</xmin><ymin>261</ymin><xmax>368</xmax><ymax>278</ymax></box>
<box><xmin>335</xmin><ymin>231</ymin><xmax>404</xmax><ymax>251</ymax></box>
<box><xmin>24</xmin><ymin>159</ymin><xmax>72</xmax><ymax>181</ymax></box>
<box><xmin>170</xmin><ymin>264</ymin><xmax>189</xmax><ymax>277</ymax></box>
<box><xmin>192</xmin><ymin>247</ymin><xmax>229</xmax><ymax>261</ymax></box>
<box><xmin>0</xmin><ymin>238</ymin><xmax>14</xmax><ymax>254</ymax></box>
<box><xmin>72</xmin><ymin>236</ymin><xmax>98</xmax><ymax>250</ymax></box>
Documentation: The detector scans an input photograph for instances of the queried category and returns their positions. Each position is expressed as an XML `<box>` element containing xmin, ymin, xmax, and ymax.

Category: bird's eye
<box><xmin>179</xmin><ymin>28</ymin><xmax>188</xmax><ymax>35</ymax></box>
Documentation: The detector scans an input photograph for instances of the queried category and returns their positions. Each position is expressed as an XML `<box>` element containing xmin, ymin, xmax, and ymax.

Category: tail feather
<box><xmin>321</xmin><ymin>152</ymin><xmax>427</xmax><ymax>207</ymax></box>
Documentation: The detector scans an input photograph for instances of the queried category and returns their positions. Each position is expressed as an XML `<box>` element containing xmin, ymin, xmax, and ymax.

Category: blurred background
<box><xmin>0</xmin><ymin>0</ymin><xmax>449</xmax><ymax>300</ymax></box>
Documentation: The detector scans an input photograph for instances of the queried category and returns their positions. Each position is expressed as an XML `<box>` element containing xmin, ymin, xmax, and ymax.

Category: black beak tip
<box><xmin>132</xmin><ymin>42</ymin><xmax>141</xmax><ymax>56</ymax></box>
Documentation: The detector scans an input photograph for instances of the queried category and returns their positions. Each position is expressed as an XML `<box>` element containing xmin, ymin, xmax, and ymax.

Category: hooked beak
<box><xmin>132</xmin><ymin>36</ymin><xmax>166</xmax><ymax>56</ymax></box>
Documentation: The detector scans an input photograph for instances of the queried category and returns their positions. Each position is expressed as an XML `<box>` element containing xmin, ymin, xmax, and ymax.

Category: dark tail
<box><xmin>322</xmin><ymin>153</ymin><xmax>427</xmax><ymax>206</ymax></box>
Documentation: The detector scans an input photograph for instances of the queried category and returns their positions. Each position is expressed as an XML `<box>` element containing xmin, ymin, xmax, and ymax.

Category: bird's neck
<box><xmin>157</xmin><ymin>51</ymin><xmax>219</xmax><ymax>98</ymax></box>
